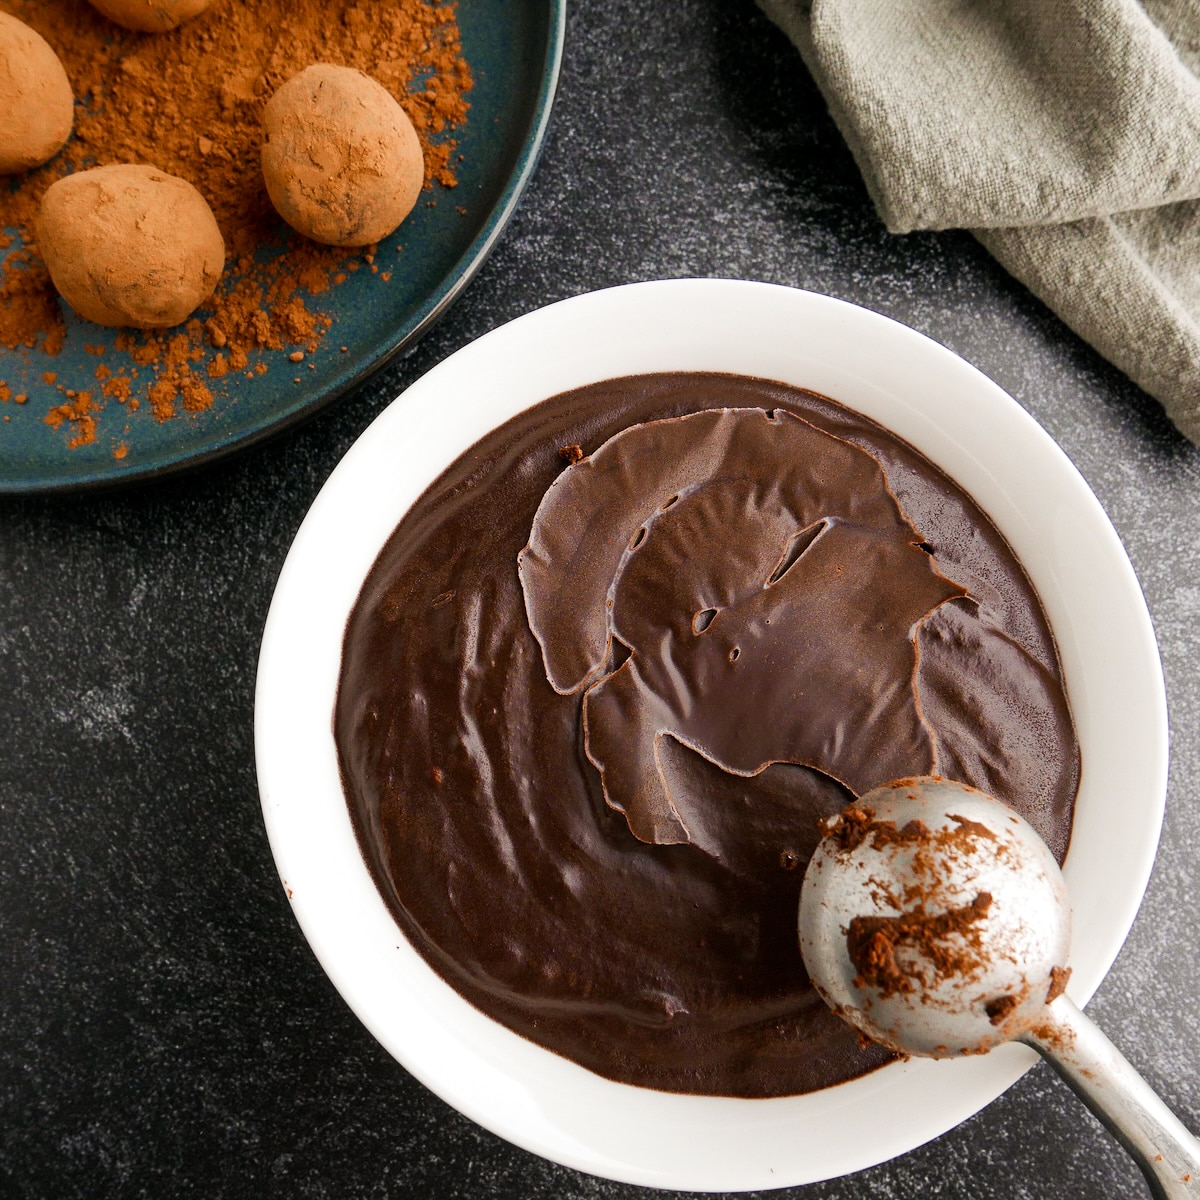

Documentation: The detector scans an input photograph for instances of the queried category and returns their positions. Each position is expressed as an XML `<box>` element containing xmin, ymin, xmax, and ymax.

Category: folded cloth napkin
<box><xmin>758</xmin><ymin>0</ymin><xmax>1200</xmax><ymax>443</ymax></box>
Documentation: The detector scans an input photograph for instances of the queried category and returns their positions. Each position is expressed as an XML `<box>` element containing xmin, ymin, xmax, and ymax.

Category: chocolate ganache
<box><xmin>335</xmin><ymin>371</ymin><xmax>1079</xmax><ymax>1098</ymax></box>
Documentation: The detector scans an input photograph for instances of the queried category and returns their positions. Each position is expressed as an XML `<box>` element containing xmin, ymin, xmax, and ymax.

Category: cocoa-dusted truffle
<box><xmin>0</xmin><ymin>13</ymin><xmax>74</xmax><ymax>175</ymax></box>
<box><xmin>261</xmin><ymin>63</ymin><xmax>425</xmax><ymax>248</ymax></box>
<box><xmin>85</xmin><ymin>0</ymin><xmax>214</xmax><ymax>32</ymax></box>
<box><xmin>36</xmin><ymin>164</ymin><xmax>225</xmax><ymax>329</ymax></box>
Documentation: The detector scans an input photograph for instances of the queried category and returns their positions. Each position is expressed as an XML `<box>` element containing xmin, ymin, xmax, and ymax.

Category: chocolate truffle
<box><xmin>261</xmin><ymin>63</ymin><xmax>425</xmax><ymax>248</ymax></box>
<box><xmin>36</xmin><ymin>164</ymin><xmax>225</xmax><ymax>329</ymax></box>
<box><xmin>0</xmin><ymin>13</ymin><xmax>74</xmax><ymax>175</ymax></box>
<box><xmin>85</xmin><ymin>0</ymin><xmax>214</xmax><ymax>33</ymax></box>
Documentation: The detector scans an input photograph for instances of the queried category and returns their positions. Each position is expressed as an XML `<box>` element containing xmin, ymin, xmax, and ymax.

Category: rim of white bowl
<box><xmin>254</xmin><ymin>279</ymin><xmax>1168</xmax><ymax>1192</ymax></box>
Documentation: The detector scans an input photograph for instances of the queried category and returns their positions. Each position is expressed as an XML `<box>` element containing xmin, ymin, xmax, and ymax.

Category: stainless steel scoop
<box><xmin>798</xmin><ymin>776</ymin><xmax>1200</xmax><ymax>1200</ymax></box>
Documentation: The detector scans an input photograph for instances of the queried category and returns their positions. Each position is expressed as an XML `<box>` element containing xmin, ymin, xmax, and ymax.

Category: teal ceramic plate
<box><xmin>0</xmin><ymin>0</ymin><xmax>564</xmax><ymax>493</ymax></box>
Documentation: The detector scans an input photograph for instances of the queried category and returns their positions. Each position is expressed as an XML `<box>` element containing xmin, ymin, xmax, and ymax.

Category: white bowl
<box><xmin>254</xmin><ymin>279</ymin><xmax>1167</xmax><ymax>1191</ymax></box>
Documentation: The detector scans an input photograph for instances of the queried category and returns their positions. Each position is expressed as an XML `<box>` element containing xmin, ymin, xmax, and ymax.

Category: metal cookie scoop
<box><xmin>798</xmin><ymin>777</ymin><xmax>1200</xmax><ymax>1200</ymax></box>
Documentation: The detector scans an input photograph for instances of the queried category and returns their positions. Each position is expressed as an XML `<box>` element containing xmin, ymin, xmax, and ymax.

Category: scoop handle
<box><xmin>1020</xmin><ymin>998</ymin><xmax>1200</xmax><ymax>1199</ymax></box>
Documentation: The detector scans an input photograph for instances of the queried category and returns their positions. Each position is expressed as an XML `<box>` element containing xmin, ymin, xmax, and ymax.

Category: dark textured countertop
<box><xmin>3</xmin><ymin>2</ymin><xmax>1198</xmax><ymax>1197</ymax></box>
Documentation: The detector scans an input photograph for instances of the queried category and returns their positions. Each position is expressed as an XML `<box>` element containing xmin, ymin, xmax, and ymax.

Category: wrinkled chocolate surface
<box><xmin>519</xmin><ymin>408</ymin><xmax>967</xmax><ymax>846</ymax></box>
<box><xmin>335</xmin><ymin>372</ymin><xmax>1079</xmax><ymax>1098</ymax></box>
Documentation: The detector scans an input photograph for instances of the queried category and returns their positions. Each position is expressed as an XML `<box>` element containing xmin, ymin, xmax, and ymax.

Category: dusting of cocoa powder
<box><xmin>0</xmin><ymin>0</ymin><xmax>472</xmax><ymax>454</ymax></box>
<box><xmin>846</xmin><ymin>892</ymin><xmax>994</xmax><ymax>999</ymax></box>
<box><xmin>44</xmin><ymin>390</ymin><xmax>98</xmax><ymax>449</ymax></box>
<box><xmin>984</xmin><ymin>992</ymin><xmax>1020</xmax><ymax>1025</ymax></box>
<box><xmin>825</xmin><ymin>799</ymin><xmax>996</xmax><ymax>866</ymax></box>
<box><xmin>826</xmin><ymin>797</ymin><xmax>1006</xmax><ymax>998</ymax></box>
<box><xmin>825</xmin><ymin>805</ymin><xmax>933</xmax><ymax>855</ymax></box>
<box><xmin>1046</xmin><ymin>963</ymin><xmax>1072</xmax><ymax>1004</ymax></box>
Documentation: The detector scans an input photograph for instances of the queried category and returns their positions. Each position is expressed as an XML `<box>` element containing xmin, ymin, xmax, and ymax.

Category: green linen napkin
<box><xmin>759</xmin><ymin>0</ymin><xmax>1200</xmax><ymax>443</ymax></box>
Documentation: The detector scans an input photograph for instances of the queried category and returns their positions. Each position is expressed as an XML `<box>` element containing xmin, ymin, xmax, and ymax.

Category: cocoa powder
<box><xmin>0</xmin><ymin>0</ymin><xmax>472</xmax><ymax>453</ymax></box>
<box><xmin>846</xmin><ymin>891</ymin><xmax>994</xmax><ymax>998</ymax></box>
<box><xmin>827</xmin><ymin>798</ymin><xmax>1005</xmax><ymax>998</ymax></box>
<box><xmin>1046</xmin><ymin>963</ymin><xmax>1072</xmax><ymax>1004</ymax></box>
<box><xmin>825</xmin><ymin>805</ymin><xmax>934</xmax><ymax>856</ymax></box>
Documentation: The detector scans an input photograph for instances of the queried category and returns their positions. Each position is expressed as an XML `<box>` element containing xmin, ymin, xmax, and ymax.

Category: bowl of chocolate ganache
<box><xmin>255</xmin><ymin>279</ymin><xmax>1167</xmax><ymax>1190</ymax></box>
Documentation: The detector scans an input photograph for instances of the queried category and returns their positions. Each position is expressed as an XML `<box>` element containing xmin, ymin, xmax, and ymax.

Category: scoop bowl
<box><xmin>799</xmin><ymin>777</ymin><xmax>1200</xmax><ymax>1199</ymax></box>
<box><xmin>799</xmin><ymin>776</ymin><xmax>1070</xmax><ymax>1057</ymax></box>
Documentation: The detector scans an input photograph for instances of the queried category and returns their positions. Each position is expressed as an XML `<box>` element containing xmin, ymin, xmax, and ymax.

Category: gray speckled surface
<box><xmin>2</xmin><ymin>1</ymin><xmax>1198</xmax><ymax>1197</ymax></box>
